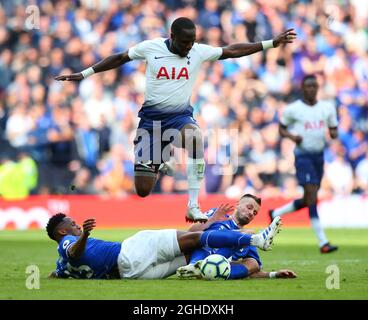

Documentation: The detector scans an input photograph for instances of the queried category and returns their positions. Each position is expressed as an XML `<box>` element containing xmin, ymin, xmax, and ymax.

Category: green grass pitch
<box><xmin>0</xmin><ymin>228</ymin><xmax>367</xmax><ymax>300</ymax></box>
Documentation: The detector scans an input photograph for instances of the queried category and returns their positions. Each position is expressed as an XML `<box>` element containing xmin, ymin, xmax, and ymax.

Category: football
<box><xmin>200</xmin><ymin>254</ymin><xmax>231</xmax><ymax>280</ymax></box>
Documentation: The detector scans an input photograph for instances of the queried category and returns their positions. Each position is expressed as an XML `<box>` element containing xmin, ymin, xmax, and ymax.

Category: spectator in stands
<box><xmin>355</xmin><ymin>150</ymin><xmax>368</xmax><ymax>195</ymax></box>
<box><xmin>0</xmin><ymin>152</ymin><xmax>33</xmax><ymax>200</ymax></box>
<box><xmin>325</xmin><ymin>148</ymin><xmax>354</xmax><ymax>196</ymax></box>
<box><xmin>0</xmin><ymin>0</ymin><xmax>366</xmax><ymax>198</ymax></box>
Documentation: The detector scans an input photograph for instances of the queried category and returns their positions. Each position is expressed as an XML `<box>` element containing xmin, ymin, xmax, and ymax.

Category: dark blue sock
<box><xmin>189</xmin><ymin>249</ymin><xmax>210</xmax><ymax>264</ymax></box>
<box><xmin>228</xmin><ymin>264</ymin><xmax>249</xmax><ymax>279</ymax></box>
<box><xmin>309</xmin><ymin>204</ymin><xmax>319</xmax><ymax>218</ymax></box>
<box><xmin>293</xmin><ymin>199</ymin><xmax>306</xmax><ymax>210</ymax></box>
<box><xmin>200</xmin><ymin>230</ymin><xmax>252</xmax><ymax>248</ymax></box>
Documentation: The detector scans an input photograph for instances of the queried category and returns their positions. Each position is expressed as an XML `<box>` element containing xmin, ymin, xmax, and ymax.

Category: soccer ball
<box><xmin>200</xmin><ymin>254</ymin><xmax>231</xmax><ymax>280</ymax></box>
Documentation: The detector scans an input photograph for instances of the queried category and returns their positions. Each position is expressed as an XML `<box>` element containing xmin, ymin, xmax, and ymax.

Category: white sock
<box><xmin>250</xmin><ymin>234</ymin><xmax>261</xmax><ymax>248</ymax></box>
<box><xmin>188</xmin><ymin>189</ymin><xmax>199</xmax><ymax>208</ymax></box>
<box><xmin>272</xmin><ymin>201</ymin><xmax>296</xmax><ymax>218</ymax></box>
<box><xmin>186</xmin><ymin>157</ymin><xmax>205</xmax><ymax>208</ymax></box>
<box><xmin>310</xmin><ymin>217</ymin><xmax>328</xmax><ymax>247</ymax></box>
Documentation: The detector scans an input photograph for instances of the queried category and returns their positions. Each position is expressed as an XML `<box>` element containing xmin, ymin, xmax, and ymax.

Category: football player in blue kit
<box><xmin>269</xmin><ymin>75</ymin><xmax>339</xmax><ymax>254</ymax></box>
<box><xmin>55</xmin><ymin>17</ymin><xmax>296</xmax><ymax>223</ymax></box>
<box><xmin>47</xmin><ymin>204</ymin><xmax>282</xmax><ymax>280</ymax></box>
<box><xmin>177</xmin><ymin>194</ymin><xmax>297</xmax><ymax>280</ymax></box>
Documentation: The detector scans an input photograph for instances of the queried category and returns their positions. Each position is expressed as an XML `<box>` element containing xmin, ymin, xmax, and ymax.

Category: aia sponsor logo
<box><xmin>304</xmin><ymin>120</ymin><xmax>325</xmax><ymax>130</ymax></box>
<box><xmin>156</xmin><ymin>67</ymin><xmax>189</xmax><ymax>80</ymax></box>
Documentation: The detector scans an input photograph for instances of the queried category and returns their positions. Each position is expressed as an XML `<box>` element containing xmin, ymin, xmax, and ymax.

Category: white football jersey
<box><xmin>280</xmin><ymin>99</ymin><xmax>338</xmax><ymax>153</ymax></box>
<box><xmin>128</xmin><ymin>38</ymin><xmax>223</xmax><ymax>117</ymax></box>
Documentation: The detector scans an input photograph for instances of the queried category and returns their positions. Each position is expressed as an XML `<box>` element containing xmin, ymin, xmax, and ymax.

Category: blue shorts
<box><xmin>134</xmin><ymin>108</ymin><xmax>197</xmax><ymax>173</ymax></box>
<box><xmin>295</xmin><ymin>152</ymin><xmax>324</xmax><ymax>186</ymax></box>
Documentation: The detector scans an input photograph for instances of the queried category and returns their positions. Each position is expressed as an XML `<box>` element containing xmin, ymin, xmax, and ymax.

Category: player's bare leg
<box><xmin>178</xmin><ymin>123</ymin><xmax>207</xmax><ymax>223</ymax></box>
<box><xmin>302</xmin><ymin>183</ymin><xmax>318</xmax><ymax>206</ymax></box>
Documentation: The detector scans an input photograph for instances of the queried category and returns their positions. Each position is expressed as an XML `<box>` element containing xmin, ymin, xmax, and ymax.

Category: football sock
<box><xmin>187</xmin><ymin>157</ymin><xmax>205</xmax><ymax>208</ymax></box>
<box><xmin>200</xmin><ymin>230</ymin><xmax>252</xmax><ymax>248</ymax></box>
<box><xmin>228</xmin><ymin>264</ymin><xmax>249</xmax><ymax>279</ymax></box>
<box><xmin>272</xmin><ymin>198</ymin><xmax>305</xmax><ymax>218</ymax></box>
<box><xmin>310</xmin><ymin>217</ymin><xmax>328</xmax><ymax>247</ymax></box>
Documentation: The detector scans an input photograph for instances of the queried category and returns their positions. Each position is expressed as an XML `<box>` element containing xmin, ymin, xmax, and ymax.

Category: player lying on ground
<box><xmin>55</xmin><ymin>17</ymin><xmax>296</xmax><ymax>223</ymax></box>
<box><xmin>47</xmin><ymin>204</ymin><xmax>281</xmax><ymax>280</ymax></box>
<box><xmin>177</xmin><ymin>194</ymin><xmax>296</xmax><ymax>280</ymax></box>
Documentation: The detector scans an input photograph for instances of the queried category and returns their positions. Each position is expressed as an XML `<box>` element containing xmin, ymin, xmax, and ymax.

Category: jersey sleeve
<box><xmin>280</xmin><ymin>104</ymin><xmax>295</xmax><ymax>127</ymax></box>
<box><xmin>128</xmin><ymin>40</ymin><xmax>151</xmax><ymax>60</ymax></box>
<box><xmin>58</xmin><ymin>235</ymin><xmax>78</xmax><ymax>260</ymax></box>
<box><xmin>327</xmin><ymin>102</ymin><xmax>338</xmax><ymax>128</ymax></box>
<box><xmin>196</xmin><ymin>43</ymin><xmax>223</xmax><ymax>62</ymax></box>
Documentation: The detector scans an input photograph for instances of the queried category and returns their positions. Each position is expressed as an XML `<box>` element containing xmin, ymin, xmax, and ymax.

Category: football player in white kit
<box><xmin>55</xmin><ymin>17</ymin><xmax>296</xmax><ymax>222</ymax></box>
<box><xmin>269</xmin><ymin>75</ymin><xmax>339</xmax><ymax>253</ymax></box>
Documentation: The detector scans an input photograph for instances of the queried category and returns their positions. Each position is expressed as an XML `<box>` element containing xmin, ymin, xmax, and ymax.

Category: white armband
<box><xmin>269</xmin><ymin>271</ymin><xmax>277</xmax><ymax>279</ymax></box>
<box><xmin>81</xmin><ymin>67</ymin><xmax>95</xmax><ymax>78</ymax></box>
<box><xmin>261</xmin><ymin>40</ymin><xmax>274</xmax><ymax>50</ymax></box>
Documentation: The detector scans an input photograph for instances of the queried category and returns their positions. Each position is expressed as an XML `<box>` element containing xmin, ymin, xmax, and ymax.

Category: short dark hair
<box><xmin>240</xmin><ymin>194</ymin><xmax>262</xmax><ymax>206</ymax></box>
<box><xmin>46</xmin><ymin>213</ymin><xmax>66</xmax><ymax>240</ymax></box>
<box><xmin>302</xmin><ymin>74</ymin><xmax>317</xmax><ymax>85</ymax></box>
<box><xmin>171</xmin><ymin>17</ymin><xmax>195</xmax><ymax>35</ymax></box>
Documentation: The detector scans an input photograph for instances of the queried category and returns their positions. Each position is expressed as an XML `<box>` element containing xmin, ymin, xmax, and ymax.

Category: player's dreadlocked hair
<box><xmin>46</xmin><ymin>213</ymin><xmax>66</xmax><ymax>240</ymax></box>
<box><xmin>240</xmin><ymin>194</ymin><xmax>262</xmax><ymax>206</ymax></box>
<box><xmin>171</xmin><ymin>17</ymin><xmax>195</xmax><ymax>35</ymax></box>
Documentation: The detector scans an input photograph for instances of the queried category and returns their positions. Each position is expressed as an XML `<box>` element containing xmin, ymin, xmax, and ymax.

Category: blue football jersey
<box><xmin>55</xmin><ymin>235</ymin><xmax>122</xmax><ymax>279</ymax></box>
<box><xmin>192</xmin><ymin>208</ymin><xmax>262</xmax><ymax>267</ymax></box>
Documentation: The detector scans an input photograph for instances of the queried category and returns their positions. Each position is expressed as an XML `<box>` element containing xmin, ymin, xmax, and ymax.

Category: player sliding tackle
<box><xmin>47</xmin><ymin>204</ymin><xmax>282</xmax><ymax>280</ymax></box>
<box><xmin>177</xmin><ymin>194</ymin><xmax>297</xmax><ymax>280</ymax></box>
<box><xmin>55</xmin><ymin>17</ymin><xmax>296</xmax><ymax>223</ymax></box>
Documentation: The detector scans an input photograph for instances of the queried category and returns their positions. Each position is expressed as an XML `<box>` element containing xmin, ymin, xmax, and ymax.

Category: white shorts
<box><xmin>117</xmin><ymin>229</ymin><xmax>186</xmax><ymax>279</ymax></box>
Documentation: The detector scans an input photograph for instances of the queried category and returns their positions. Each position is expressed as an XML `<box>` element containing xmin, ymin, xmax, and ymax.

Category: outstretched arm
<box><xmin>67</xmin><ymin>218</ymin><xmax>96</xmax><ymax>259</ymax></box>
<box><xmin>54</xmin><ymin>51</ymin><xmax>131</xmax><ymax>81</ymax></box>
<box><xmin>187</xmin><ymin>203</ymin><xmax>234</xmax><ymax>232</ymax></box>
<box><xmin>249</xmin><ymin>269</ymin><xmax>297</xmax><ymax>279</ymax></box>
<box><xmin>219</xmin><ymin>29</ymin><xmax>296</xmax><ymax>60</ymax></box>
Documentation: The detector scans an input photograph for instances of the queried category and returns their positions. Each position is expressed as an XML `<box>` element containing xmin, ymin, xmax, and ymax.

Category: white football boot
<box><xmin>186</xmin><ymin>205</ymin><xmax>208</xmax><ymax>223</ymax></box>
<box><xmin>250</xmin><ymin>216</ymin><xmax>282</xmax><ymax>251</ymax></box>
<box><xmin>176</xmin><ymin>260</ymin><xmax>203</xmax><ymax>279</ymax></box>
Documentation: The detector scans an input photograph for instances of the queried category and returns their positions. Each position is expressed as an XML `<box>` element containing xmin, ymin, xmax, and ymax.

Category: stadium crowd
<box><xmin>0</xmin><ymin>0</ymin><xmax>367</xmax><ymax>200</ymax></box>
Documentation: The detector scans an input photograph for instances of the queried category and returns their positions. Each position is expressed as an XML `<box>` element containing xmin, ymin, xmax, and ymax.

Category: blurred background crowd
<box><xmin>0</xmin><ymin>0</ymin><xmax>367</xmax><ymax>200</ymax></box>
